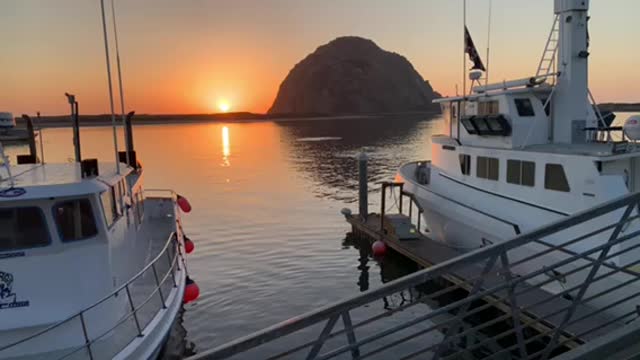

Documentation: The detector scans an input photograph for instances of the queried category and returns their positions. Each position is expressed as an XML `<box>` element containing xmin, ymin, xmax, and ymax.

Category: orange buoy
<box><xmin>177</xmin><ymin>195</ymin><xmax>192</xmax><ymax>213</ymax></box>
<box><xmin>183</xmin><ymin>277</ymin><xmax>200</xmax><ymax>304</ymax></box>
<box><xmin>185</xmin><ymin>236</ymin><xmax>195</xmax><ymax>254</ymax></box>
<box><xmin>372</xmin><ymin>240</ymin><xmax>387</xmax><ymax>257</ymax></box>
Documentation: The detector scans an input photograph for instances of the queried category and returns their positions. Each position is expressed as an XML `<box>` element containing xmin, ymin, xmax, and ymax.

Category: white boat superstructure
<box><xmin>0</xmin><ymin>1</ymin><xmax>197</xmax><ymax>357</ymax></box>
<box><xmin>399</xmin><ymin>0</ymin><xmax>640</xmax><ymax>313</ymax></box>
<box><xmin>0</xmin><ymin>157</ymin><xmax>192</xmax><ymax>359</ymax></box>
<box><xmin>0</xmin><ymin>113</ymin><xmax>16</xmax><ymax>130</ymax></box>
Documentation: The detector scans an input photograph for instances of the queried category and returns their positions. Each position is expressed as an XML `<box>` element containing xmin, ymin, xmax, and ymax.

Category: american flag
<box><xmin>465</xmin><ymin>26</ymin><xmax>486</xmax><ymax>71</ymax></box>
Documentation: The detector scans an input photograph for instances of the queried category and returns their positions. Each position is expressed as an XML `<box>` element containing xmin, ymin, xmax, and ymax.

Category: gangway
<box><xmin>188</xmin><ymin>191</ymin><xmax>640</xmax><ymax>360</ymax></box>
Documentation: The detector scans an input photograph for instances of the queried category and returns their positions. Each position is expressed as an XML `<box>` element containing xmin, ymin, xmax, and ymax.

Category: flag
<box><xmin>465</xmin><ymin>26</ymin><xmax>486</xmax><ymax>71</ymax></box>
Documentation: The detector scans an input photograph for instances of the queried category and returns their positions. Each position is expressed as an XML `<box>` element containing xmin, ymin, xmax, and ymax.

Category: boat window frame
<box><xmin>545</xmin><ymin>163</ymin><xmax>571</xmax><ymax>192</ymax></box>
<box><xmin>0</xmin><ymin>206</ymin><xmax>52</xmax><ymax>252</ymax></box>
<box><xmin>478</xmin><ymin>100</ymin><xmax>500</xmax><ymax>116</ymax></box>
<box><xmin>514</xmin><ymin>98</ymin><xmax>535</xmax><ymax>117</ymax></box>
<box><xmin>100</xmin><ymin>185</ymin><xmax>123</xmax><ymax>229</ymax></box>
<box><xmin>51</xmin><ymin>198</ymin><xmax>100</xmax><ymax>243</ymax></box>
<box><xmin>477</xmin><ymin>156</ymin><xmax>499</xmax><ymax>181</ymax></box>
<box><xmin>507</xmin><ymin>160</ymin><xmax>536</xmax><ymax>187</ymax></box>
<box><xmin>459</xmin><ymin>154</ymin><xmax>471</xmax><ymax>175</ymax></box>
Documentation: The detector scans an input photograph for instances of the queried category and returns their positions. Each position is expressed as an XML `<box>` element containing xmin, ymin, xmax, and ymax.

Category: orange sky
<box><xmin>2</xmin><ymin>0</ymin><xmax>639</xmax><ymax>116</ymax></box>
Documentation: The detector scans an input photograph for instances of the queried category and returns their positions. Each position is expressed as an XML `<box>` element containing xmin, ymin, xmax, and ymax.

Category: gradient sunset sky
<box><xmin>1</xmin><ymin>0</ymin><xmax>638</xmax><ymax>115</ymax></box>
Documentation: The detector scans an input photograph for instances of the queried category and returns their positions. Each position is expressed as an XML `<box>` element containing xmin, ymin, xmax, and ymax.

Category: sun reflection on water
<box><xmin>222</xmin><ymin>126</ymin><xmax>230</xmax><ymax>167</ymax></box>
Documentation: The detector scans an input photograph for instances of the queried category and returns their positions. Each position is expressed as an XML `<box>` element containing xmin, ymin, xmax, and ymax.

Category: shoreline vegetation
<box><xmin>14</xmin><ymin>111</ymin><xmax>440</xmax><ymax>128</ymax></box>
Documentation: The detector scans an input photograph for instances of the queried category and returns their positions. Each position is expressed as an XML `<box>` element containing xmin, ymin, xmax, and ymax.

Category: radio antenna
<box><xmin>485</xmin><ymin>0</ymin><xmax>493</xmax><ymax>87</ymax></box>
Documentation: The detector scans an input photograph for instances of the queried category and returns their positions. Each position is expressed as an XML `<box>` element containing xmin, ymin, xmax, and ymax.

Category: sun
<box><xmin>217</xmin><ymin>100</ymin><xmax>231</xmax><ymax>113</ymax></box>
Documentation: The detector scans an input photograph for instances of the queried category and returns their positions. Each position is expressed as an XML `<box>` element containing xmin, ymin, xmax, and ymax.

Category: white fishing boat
<box><xmin>0</xmin><ymin>113</ymin><xmax>16</xmax><ymax>130</ymax></box>
<box><xmin>399</xmin><ymin>0</ymin><xmax>640</xmax><ymax>312</ymax></box>
<box><xmin>0</xmin><ymin>1</ymin><xmax>199</xmax><ymax>359</ymax></box>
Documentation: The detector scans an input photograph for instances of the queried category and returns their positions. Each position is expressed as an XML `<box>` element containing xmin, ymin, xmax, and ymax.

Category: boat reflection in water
<box><xmin>159</xmin><ymin>307</ymin><xmax>197</xmax><ymax>359</ymax></box>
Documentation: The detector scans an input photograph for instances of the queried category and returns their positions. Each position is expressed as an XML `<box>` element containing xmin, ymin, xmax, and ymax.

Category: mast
<box><xmin>485</xmin><ymin>0</ymin><xmax>492</xmax><ymax>87</ymax></box>
<box><xmin>462</xmin><ymin>0</ymin><xmax>467</xmax><ymax>104</ymax></box>
<box><xmin>110</xmin><ymin>0</ymin><xmax>131</xmax><ymax>168</ymax></box>
<box><xmin>552</xmin><ymin>0</ymin><xmax>591</xmax><ymax>144</ymax></box>
<box><xmin>99</xmin><ymin>0</ymin><xmax>121</xmax><ymax>174</ymax></box>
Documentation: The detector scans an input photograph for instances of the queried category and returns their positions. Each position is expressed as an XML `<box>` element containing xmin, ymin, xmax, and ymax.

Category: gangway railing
<box><xmin>189</xmin><ymin>191</ymin><xmax>640</xmax><ymax>360</ymax></box>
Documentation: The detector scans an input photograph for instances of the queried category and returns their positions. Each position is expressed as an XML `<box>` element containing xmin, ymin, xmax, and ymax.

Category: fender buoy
<box><xmin>372</xmin><ymin>241</ymin><xmax>387</xmax><ymax>257</ymax></box>
<box><xmin>185</xmin><ymin>236</ymin><xmax>195</xmax><ymax>254</ymax></box>
<box><xmin>183</xmin><ymin>277</ymin><xmax>200</xmax><ymax>304</ymax></box>
<box><xmin>177</xmin><ymin>195</ymin><xmax>192</xmax><ymax>213</ymax></box>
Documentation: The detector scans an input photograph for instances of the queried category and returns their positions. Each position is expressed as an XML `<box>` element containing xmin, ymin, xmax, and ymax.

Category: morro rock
<box><xmin>269</xmin><ymin>36</ymin><xmax>440</xmax><ymax>115</ymax></box>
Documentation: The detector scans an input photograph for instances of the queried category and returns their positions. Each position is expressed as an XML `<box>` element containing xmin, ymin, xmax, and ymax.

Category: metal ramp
<box><xmin>188</xmin><ymin>192</ymin><xmax>640</xmax><ymax>360</ymax></box>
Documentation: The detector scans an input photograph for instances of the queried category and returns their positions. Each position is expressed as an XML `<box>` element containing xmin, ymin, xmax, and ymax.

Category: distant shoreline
<box><xmin>598</xmin><ymin>103</ymin><xmax>640</xmax><ymax>113</ymax></box>
<box><xmin>15</xmin><ymin>111</ymin><xmax>440</xmax><ymax>128</ymax></box>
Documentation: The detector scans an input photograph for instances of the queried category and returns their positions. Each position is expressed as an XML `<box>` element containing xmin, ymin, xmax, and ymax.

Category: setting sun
<box><xmin>218</xmin><ymin>100</ymin><xmax>231</xmax><ymax>113</ymax></box>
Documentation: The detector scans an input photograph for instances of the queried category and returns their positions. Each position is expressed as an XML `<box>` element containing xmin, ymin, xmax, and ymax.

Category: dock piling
<box><xmin>358</xmin><ymin>152</ymin><xmax>368</xmax><ymax>221</ymax></box>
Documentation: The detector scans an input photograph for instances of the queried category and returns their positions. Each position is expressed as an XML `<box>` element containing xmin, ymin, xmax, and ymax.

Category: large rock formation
<box><xmin>269</xmin><ymin>36</ymin><xmax>440</xmax><ymax>115</ymax></box>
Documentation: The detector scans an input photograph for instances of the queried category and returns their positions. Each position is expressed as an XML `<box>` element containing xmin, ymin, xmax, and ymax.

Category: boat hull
<box><xmin>399</xmin><ymin>162</ymin><xmax>640</xmax><ymax>318</ymax></box>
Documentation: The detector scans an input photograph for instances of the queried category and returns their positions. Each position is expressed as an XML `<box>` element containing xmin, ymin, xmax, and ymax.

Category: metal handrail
<box><xmin>190</xmin><ymin>191</ymin><xmax>640</xmax><ymax>360</ymax></box>
<box><xmin>0</xmin><ymin>229</ymin><xmax>182</xmax><ymax>355</ymax></box>
<box><xmin>57</xmin><ymin>251</ymin><xmax>181</xmax><ymax>360</ymax></box>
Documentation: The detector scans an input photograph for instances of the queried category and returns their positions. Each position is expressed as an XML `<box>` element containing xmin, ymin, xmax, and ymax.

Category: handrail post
<box><xmin>79</xmin><ymin>313</ymin><xmax>94</xmax><ymax>360</ymax></box>
<box><xmin>167</xmin><ymin>251</ymin><xmax>177</xmax><ymax>287</ymax></box>
<box><xmin>380</xmin><ymin>183</ymin><xmax>387</xmax><ymax>233</ymax></box>
<box><xmin>126</xmin><ymin>285</ymin><xmax>143</xmax><ymax>337</ymax></box>
<box><xmin>398</xmin><ymin>183</ymin><xmax>404</xmax><ymax>214</ymax></box>
<box><xmin>152</xmin><ymin>263</ymin><xmax>167</xmax><ymax>309</ymax></box>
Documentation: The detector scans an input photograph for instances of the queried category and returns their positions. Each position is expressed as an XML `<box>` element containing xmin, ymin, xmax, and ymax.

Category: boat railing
<box><xmin>188</xmin><ymin>191</ymin><xmax>640</xmax><ymax>360</ymax></box>
<box><xmin>0</xmin><ymin>231</ymin><xmax>184</xmax><ymax>360</ymax></box>
<box><xmin>144</xmin><ymin>188</ymin><xmax>178</xmax><ymax>200</ymax></box>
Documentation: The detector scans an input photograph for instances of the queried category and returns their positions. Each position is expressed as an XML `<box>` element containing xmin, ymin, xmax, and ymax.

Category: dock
<box><xmin>187</xmin><ymin>157</ymin><xmax>640</xmax><ymax>360</ymax></box>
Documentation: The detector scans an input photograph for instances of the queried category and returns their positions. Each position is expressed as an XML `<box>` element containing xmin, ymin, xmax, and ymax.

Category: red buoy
<box><xmin>183</xmin><ymin>277</ymin><xmax>200</xmax><ymax>304</ymax></box>
<box><xmin>185</xmin><ymin>236</ymin><xmax>195</xmax><ymax>254</ymax></box>
<box><xmin>372</xmin><ymin>241</ymin><xmax>387</xmax><ymax>257</ymax></box>
<box><xmin>177</xmin><ymin>195</ymin><xmax>192</xmax><ymax>213</ymax></box>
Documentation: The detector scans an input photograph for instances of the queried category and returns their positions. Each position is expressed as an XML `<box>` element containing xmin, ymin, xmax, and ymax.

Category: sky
<box><xmin>1</xmin><ymin>0</ymin><xmax>638</xmax><ymax>115</ymax></box>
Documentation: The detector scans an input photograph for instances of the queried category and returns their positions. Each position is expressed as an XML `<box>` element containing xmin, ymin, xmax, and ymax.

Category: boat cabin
<box><xmin>0</xmin><ymin>113</ymin><xmax>16</xmax><ymax>130</ymax></box>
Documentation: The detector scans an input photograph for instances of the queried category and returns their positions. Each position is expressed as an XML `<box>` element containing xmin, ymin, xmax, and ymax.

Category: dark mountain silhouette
<box><xmin>269</xmin><ymin>36</ymin><xmax>441</xmax><ymax>115</ymax></box>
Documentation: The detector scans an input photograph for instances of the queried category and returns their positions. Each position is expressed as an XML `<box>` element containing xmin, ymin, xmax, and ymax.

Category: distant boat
<box><xmin>0</xmin><ymin>113</ymin><xmax>16</xmax><ymax>130</ymax></box>
<box><xmin>0</xmin><ymin>112</ymin><xmax>31</xmax><ymax>144</ymax></box>
<box><xmin>398</xmin><ymin>0</ymin><xmax>640</xmax><ymax>317</ymax></box>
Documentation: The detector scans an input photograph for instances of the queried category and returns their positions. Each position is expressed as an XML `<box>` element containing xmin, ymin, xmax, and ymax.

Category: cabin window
<box><xmin>515</xmin><ymin>98</ymin><xmax>535</xmax><ymax>117</ymax></box>
<box><xmin>478</xmin><ymin>101</ymin><xmax>499</xmax><ymax>116</ymax></box>
<box><xmin>101</xmin><ymin>190</ymin><xmax>117</xmax><ymax>227</ymax></box>
<box><xmin>507</xmin><ymin>160</ymin><xmax>536</xmax><ymax>187</ymax></box>
<box><xmin>53</xmin><ymin>199</ymin><xmax>99</xmax><ymax>242</ymax></box>
<box><xmin>459</xmin><ymin>154</ymin><xmax>471</xmax><ymax>175</ymax></box>
<box><xmin>477</xmin><ymin>156</ymin><xmax>499</xmax><ymax>181</ymax></box>
<box><xmin>136</xmin><ymin>191</ymin><xmax>144</xmax><ymax>222</ymax></box>
<box><xmin>0</xmin><ymin>207</ymin><xmax>50</xmax><ymax>251</ymax></box>
<box><xmin>545</xmin><ymin>164</ymin><xmax>570</xmax><ymax>192</ymax></box>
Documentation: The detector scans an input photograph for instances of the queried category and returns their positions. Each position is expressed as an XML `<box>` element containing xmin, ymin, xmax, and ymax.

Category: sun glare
<box><xmin>218</xmin><ymin>100</ymin><xmax>231</xmax><ymax>113</ymax></box>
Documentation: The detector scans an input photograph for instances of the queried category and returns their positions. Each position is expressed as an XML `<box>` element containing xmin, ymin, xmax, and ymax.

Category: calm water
<box><xmin>5</xmin><ymin>115</ymin><xmax>444</xmax><ymax>354</ymax></box>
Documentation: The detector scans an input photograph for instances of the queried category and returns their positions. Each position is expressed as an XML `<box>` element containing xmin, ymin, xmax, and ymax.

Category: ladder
<box><xmin>0</xmin><ymin>141</ymin><xmax>14</xmax><ymax>187</ymax></box>
<box><xmin>536</xmin><ymin>15</ymin><xmax>560</xmax><ymax>83</ymax></box>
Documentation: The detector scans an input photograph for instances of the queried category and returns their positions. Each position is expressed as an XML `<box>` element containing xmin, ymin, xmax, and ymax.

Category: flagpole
<box><xmin>462</xmin><ymin>0</ymin><xmax>467</xmax><ymax>109</ymax></box>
